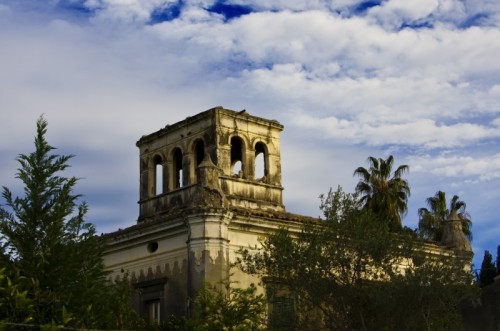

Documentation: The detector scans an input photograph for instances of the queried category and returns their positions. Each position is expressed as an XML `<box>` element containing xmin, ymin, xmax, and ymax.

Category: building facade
<box><xmin>103</xmin><ymin>106</ymin><xmax>472</xmax><ymax>324</ymax></box>
<box><xmin>103</xmin><ymin>107</ymin><xmax>315</xmax><ymax>322</ymax></box>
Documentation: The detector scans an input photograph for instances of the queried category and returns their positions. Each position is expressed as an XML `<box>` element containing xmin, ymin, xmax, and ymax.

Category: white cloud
<box><xmin>291</xmin><ymin>113</ymin><xmax>500</xmax><ymax>148</ymax></box>
<box><xmin>143</xmin><ymin>9</ymin><xmax>500</xmax><ymax>122</ymax></box>
<box><xmin>113</xmin><ymin>8</ymin><xmax>500</xmax><ymax>92</ymax></box>
<box><xmin>367</xmin><ymin>0</ymin><xmax>439</xmax><ymax>29</ymax></box>
<box><xmin>407</xmin><ymin>153</ymin><xmax>500</xmax><ymax>182</ymax></box>
<box><xmin>1</xmin><ymin>0</ymin><xmax>500</xmax><ymax>267</ymax></box>
<box><xmin>86</xmin><ymin>0</ymin><xmax>178</xmax><ymax>24</ymax></box>
<box><xmin>281</xmin><ymin>138</ymin><xmax>366</xmax><ymax>216</ymax></box>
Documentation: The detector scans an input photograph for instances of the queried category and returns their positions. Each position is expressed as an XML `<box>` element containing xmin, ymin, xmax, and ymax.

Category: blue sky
<box><xmin>1</xmin><ymin>0</ymin><xmax>499</xmax><ymax>269</ymax></box>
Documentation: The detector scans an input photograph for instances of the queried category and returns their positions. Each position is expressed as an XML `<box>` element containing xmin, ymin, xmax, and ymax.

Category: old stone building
<box><xmin>103</xmin><ymin>106</ymin><xmax>472</xmax><ymax>324</ymax></box>
<box><xmin>103</xmin><ymin>107</ymin><xmax>315</xmax><ymax>323</ymax></box>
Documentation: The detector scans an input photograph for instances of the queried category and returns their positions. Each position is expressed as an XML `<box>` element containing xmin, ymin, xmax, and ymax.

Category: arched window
<box><xmin>194</xmin><ymin>139</ymin><xmax>205</xmax><ymax>167</ymax></box>
<box><xmin>173</xmin><ymin>148</ymin><xmax>183</xmax><ymax>188</ymax></box>
<box><xmin>230</xmin><ymin>136</ymin><xmax>244</xmax><ymax>176</ymax></box>
<box><xmin>255</xmin><ymin>142</ymin><xmax>267</xmax><ymax>180</ymax></box>
<box><xmin>153</xmin><ymin>155</ymin><xmax>163</xmax><ymax>195</ymax></box>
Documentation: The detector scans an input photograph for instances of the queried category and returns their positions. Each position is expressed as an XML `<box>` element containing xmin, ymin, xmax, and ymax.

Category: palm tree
<box><xmin>418</xmin><ymin>190</ymin><xmax>472</xmax><ymax>242</ymax></box>
<box><xmin>353</xmin><ymin>155</ymin><xmax>410</xmax><ymax>231</ymax></box>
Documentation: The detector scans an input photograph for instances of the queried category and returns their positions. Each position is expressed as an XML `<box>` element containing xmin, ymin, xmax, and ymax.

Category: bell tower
<box><xmin>136</xmin><ymin>106</ymin><xmax>284</xmax><ymax>222</ymax></box>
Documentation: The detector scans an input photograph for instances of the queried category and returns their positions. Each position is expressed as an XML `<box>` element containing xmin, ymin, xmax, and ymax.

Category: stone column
<box><xmin>184</xmin><ymin>152</ymin><xmax>232</xmax><ymax>314</ymax></box>
<box><xmin>185</xmin><ymin>209</ymin><xmax>232</xmax><ymax>313</ymax></box>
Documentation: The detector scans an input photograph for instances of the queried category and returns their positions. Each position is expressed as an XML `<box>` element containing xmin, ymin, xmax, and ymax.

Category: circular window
<box><xmin>147</xmin><ymin>241</ymin><xmax>159</xmax><ymax>253</ymax></box>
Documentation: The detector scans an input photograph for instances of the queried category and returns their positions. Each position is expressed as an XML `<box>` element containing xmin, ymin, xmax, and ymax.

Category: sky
<box><xmin>0</xmin><ymin>0</ymin><xmax>499</xmax><ymax>269</ymax></box>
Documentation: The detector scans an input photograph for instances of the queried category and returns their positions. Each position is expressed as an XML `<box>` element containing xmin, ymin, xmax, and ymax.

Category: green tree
<box><xmin>0</xmin><ymin>116</ymin><xmax>143</xmax><ymax>329</ymax></box>
<box><xmin>375</xmin><ymin>256</ymin><xmax>474</xmax><ymax>331</ymax></box>
<box><xmin>156</xmin><ymin>277</ymin><xmax>267</xmax><ymax>331</ymax></box>
<box><xmin>239</xmin><ymin>186</ymin><xmax>474</xmax><ymax>331</ymax></box>
<box><xmin>192</xmin><ymin>278</ymin><xmax>267</xmax><ymax>331</ymax></box>
<box><xmin>478</xmin><ymin>250</ymin><xmax>496</xmax><ymax>288</ymax></box>
<box><xmin>93</xmin><ymin>274</ymin><xmax>146</xmax><ymax>330</ymax></box>
<box><xmin>353</xmin><ymin>155</ymin><xmax>410</xmax><ymax>231</ymax></box>
<box><xmin>418</xmin><ymin>191</ymin><xmax>472</xmax><ymax>242</ymax></box>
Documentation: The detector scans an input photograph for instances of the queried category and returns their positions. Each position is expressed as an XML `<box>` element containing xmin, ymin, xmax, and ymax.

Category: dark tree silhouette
<box><xmin>479</xmin><ymin>250</ymin><xmax>496</xmax><ymax>288</ymax></box>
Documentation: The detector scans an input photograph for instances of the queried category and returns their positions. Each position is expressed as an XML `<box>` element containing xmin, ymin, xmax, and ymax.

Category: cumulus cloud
<box><xmin>84</xmin><ymin>0</ymin><xmax>175</xmax><ymax>23</ymax></box>
<box><xmin>139</xmin><ymin>9</ymin><xmax>500</xmax><ymax>127</ymax></box>
<box><xmin>1</xmin><ymin>0</ymin><xmax>500</xmax><ymax>266</ymax></box>
<box><xmin>291</xmin><ymin>113</ymin><xmax>500</xmax><ymax>148</ymax></box>
<box><xmin>407</xmin><ymin>153</ymin><xmax>500</xmax><ymax>182</ymax></box>
<box><xmin>367</xmin><ymin>0</ymin><xmax>439</xmax><ymax>29</ymax></box>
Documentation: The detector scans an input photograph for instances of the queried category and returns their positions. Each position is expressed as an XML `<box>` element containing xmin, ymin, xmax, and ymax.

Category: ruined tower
<box><xmin>136</xmin><ymin>106</ymin><xmax>285</xmax><ymax>220</ymax></box>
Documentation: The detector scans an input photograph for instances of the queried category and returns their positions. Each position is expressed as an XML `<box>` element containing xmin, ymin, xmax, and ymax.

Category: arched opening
<box><xmin>194</xmin><ymin>139</ymin><xmax>205</xmax><ymax>166</ymax></box>
<box><xmin>173</xmin><ymin>148</ymin><xmax>183</xmax><ymax>188</ymax></box>
<box><xmin>255</xmin><ymin>142</ymin><xmax>267</xmax><ymax>180</ymax></box>
<box><xmin>232</xmin><ymin>160</ymin><xmax>242</xmax><ymax>175</ymax></box>
<box><xmin>230</xmin><ymin>136</ymin><xmax>244</xmax><ymax>176</ymax></box>
<box><xmin>153</xmin><ymin>155</ymin><xmax>163</xmax><ymax>195</ymax></box>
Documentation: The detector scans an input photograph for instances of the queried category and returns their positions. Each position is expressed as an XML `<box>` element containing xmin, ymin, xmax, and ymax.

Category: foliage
<box><xmin>238</xmin><ymin>186</ymin><xmax>475</xmax><ymax>331</ymax></box>
<box><xmin>353</xmin><ymin>155</ymin><xmax>410</xmax><ymax>231</ymax></box>
<box><xmin>478</xmin><ymin>250</ymin><xmax>496</xmax><ymax>288</ymax></box>
<box><xmin>192</xmin><ymin>278</ymin><xmax>267</xmax><ymax>331</ymax></box>
<box><xmin>373</xmin><ymin>250</ymin><xmax>474</xmax><ymax>331</ymax></box>
<box><xmin>94</xmin><ymin>274</ymin><xmax>146</xmax><ymax>330</ymax></box>
<box><xmin>0</xmin><ymin>116</ymin><xmax>144</xmax><ymax>329</ymax></box>
<box><xmin>418</xmin><ymin>191</ymin><xmax>472</xmax><ymax>242</ymax></box>
<box><xmin>150</xmin><ymin>277</ymin><xmax>267</xmax><ymax>331</ymax></box>
<box><xmin>0</xmin><ymin>264</ymin><xmax>35</xmax><ymax>325</ymax></box>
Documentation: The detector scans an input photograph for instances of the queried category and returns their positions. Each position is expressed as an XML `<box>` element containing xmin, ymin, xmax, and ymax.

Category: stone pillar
<box><xmin>184</xmin><ymin>152</ymin><xmax>232</xmax><ymax>315</ymax></box>
<box><xmin>165</xmin><ymin>160</ymin><xmax>173</xmax><ymax>192</ymax></box>
<box><xmin>185</xmin><ymin>209</ymin><xmax>232</xmax><ymax>313</ymax></box>
<box><xmin>148</xmin><ymin>160</ymin><xmax>156</xmax><ymax>198</ymax></box>
<box><xmin>139</xmin><ymin>159</ymin><xmax>149</xmax><ymax>218</ymax></box>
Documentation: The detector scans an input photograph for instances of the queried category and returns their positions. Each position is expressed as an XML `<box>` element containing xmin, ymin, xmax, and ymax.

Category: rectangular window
<box><xmin>267</xmin><ymin>283</ymin><xmax>296</xmax><ymax>330</ymax></box>
<box><xmin>269</xmin><ymin>296</ymin><xmax>295</xmax><ymax>329</ymax></box>
<box><xmin>148</xmin><ymin>300</ymin><xmax>161</xmax><ymax>325</ymax></box>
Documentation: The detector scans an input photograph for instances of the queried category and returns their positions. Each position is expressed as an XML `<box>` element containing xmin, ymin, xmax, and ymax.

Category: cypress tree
<box><xmin>478</xmin><ymin>250</ymin><xmax>496</xmax><ymax>288</ymax></box>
